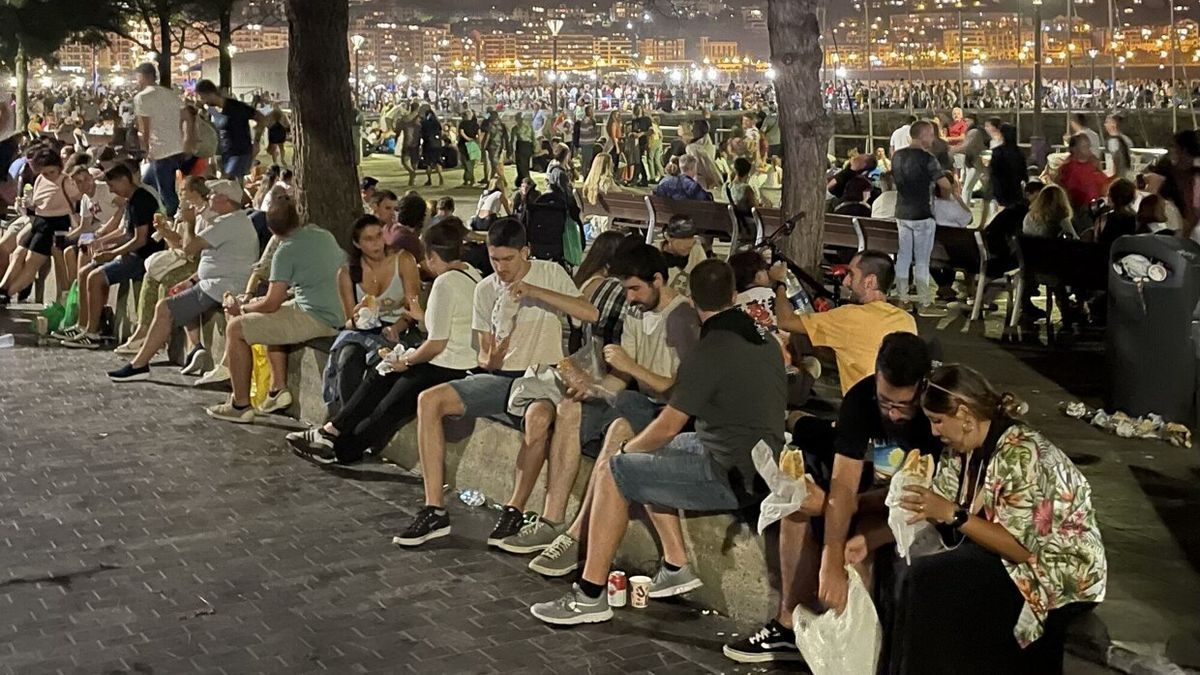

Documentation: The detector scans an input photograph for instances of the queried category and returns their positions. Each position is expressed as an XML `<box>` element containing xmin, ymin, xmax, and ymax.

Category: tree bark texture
<box><xmin>218</xmin><ymin>9</ymin><xmax>232</xmax><ymax>93</ymax></box>
<box><xmin>157</xmin><ymin>10</ymin><xmax>172</xmax><ymax>87</ymax></box>
<box><xmin>768</xmin><ymin>0</ymin><xmax>833</xmax><ymax>277</ymax></box>
<box><xmin>15</xmin><ymin>41</ymin><xmax>28</xmax><ymax>132</ymax></box>
<box><xmin>284</xmin><ymin>0</ymin><xmax>360</xmax><ymax>249</ymax></box>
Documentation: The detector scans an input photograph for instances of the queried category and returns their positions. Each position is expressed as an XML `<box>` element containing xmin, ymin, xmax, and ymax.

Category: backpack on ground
<box><xmin>521</xmin><ymin>191</ymin><xmax>568</xmax><ymax>263</ymax></box>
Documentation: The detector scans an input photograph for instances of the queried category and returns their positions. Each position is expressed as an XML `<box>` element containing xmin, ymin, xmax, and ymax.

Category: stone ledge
<box><xmin>286</xmin><ymin>344</ymin><xmax>776</xmax><ymax>623</ymax></box>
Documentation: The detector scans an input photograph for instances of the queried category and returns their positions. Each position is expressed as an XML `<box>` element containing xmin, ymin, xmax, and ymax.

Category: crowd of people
<box><xmin>827</xmin><ymin>77</ymin><xmax>1200</xmax><ymax>112</ymax></box>
<box><xmin>16</xmin><ymin>60</ymin><xmax>1192</xmax><ymax>673</ymax></box>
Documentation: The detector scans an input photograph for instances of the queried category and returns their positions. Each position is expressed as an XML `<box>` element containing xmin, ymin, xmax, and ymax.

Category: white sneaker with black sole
<box><xmin>61</xmin><ymin>333</ymin><xmax>102</xmax><ymax>350</ymax></box>
<box><xmin>180</xmin><ymin>346</ymin><xmax>210</xmax><ymax>376</ymax></box>
<box><xmin>722</xmin><ymin>619</ymin><xmax>804</xmax><ymax>663</ymax></box>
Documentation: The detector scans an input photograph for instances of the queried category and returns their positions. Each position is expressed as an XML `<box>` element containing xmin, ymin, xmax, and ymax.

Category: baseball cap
<box><xmin>664</xmin><ymin>216</ymin><xmax>697</xmax><ymax>239</ymax></box>
<box><xmin>208</xmin><ymin>180</ymin><xmax>243</xmax><ymax>204</ymax></box>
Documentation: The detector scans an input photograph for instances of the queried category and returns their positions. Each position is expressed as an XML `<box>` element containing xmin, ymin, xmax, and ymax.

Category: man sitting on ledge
<box><xmin>393</xmin><ymin>218</ymin><xmax>599</xmax><ymax>549</ymax></box>
<box><xmin>529</xmin><ymin>258</ymin><xmax>786</xmax><ymax>626</ymax></box>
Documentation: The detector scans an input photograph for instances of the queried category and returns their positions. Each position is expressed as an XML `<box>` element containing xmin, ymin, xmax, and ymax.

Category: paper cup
<box><xmin>629</xmin><ymin>575</ymin><xmax>651</xmax><ymax>609</ymax></box>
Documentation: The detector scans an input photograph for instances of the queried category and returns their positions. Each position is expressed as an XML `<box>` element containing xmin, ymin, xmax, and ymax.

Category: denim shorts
<box><xmin>448</xmin><ymin>371</ymin><xmax>525</xmax><ymax>429</ymax></box>
<box><xmin>221</xmin><ymin>153</ymin><xmax>254</xmax><ymax>179</ymax></box>
<box><xmin>102</xmin><ymin>254</ymin><xmax>146</xmax><ymax>285</ymax></box>
<box><xmin>609</xmin><ymin>433</ymin><xmax>740</xmax><ymax>511</ymax></box>
<box><xmin>579</xmin><ymin>391</ymin><xmax>662</xmax><ymax>458</ymax></box>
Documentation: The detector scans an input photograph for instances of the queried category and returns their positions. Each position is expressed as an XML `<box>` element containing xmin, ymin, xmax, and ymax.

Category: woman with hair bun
<box><xmin>892</xmin><ymin>364</ymin><xmax>1107</xmax><ymax>675</ymax></box>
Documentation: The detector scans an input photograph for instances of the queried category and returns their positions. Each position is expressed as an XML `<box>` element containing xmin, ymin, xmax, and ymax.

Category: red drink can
<box><xmin>607</xmin><ymin>571</ymin><xmax>627</xmax><ymax>608</ymax></box>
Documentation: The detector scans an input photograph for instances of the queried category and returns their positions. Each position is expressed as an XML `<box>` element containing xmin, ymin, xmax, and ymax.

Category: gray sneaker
<box><xmin>527</xmin><ymin>533</ymin><xmax>580</xmax><ymax>577</ymax></box>
<box><xmin>648</xmin><ymin>563</ymin><xmax>704</xmax><ymax>598</ymax></box>
<box><xmin>529</xmin><ymin>583</ymin><xmax>613</xmax><ymax>626</ymax></box>
<box><xmin>497</xmin><ymin>517</ymin><xmax>564</xmax><ymax>554</ymax></box>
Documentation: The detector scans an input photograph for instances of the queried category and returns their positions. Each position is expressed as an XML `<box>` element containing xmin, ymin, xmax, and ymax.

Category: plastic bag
<box><xmin>40</xmin><ymin>302</ymin><xmax>66</xmax><ymax>333</ymax></box>
<box><xmin>752</xmin><ymin>442</ymin><xmax>811</xmax><ymax>534</ymax></box>
<box><xmin>558</xmin><ymin>330</ymin><xmax>617</xmax><ymax>403</ymax></box>
<box><xmin>353</xmin><ymin>305</ymin><xmax>382</xmax><ymax>331</ymax></box>
<box><xmin>61</xmin><ymin>280</ymin><xmax>80</xmax><ymax>329</ymax></box>
<box><xmin>562</xmin><ymin>216</ymin><xmax>584</xmax><ymax>267</ymax></box>
<box><xmin>793</xmin><ymin>566</ymin><xmax>882</xmax><ymax>675</ymax></box>
<box><xmin>885</xmin><ymin>471</ymin><xmax>933</xmax><ymax>563</ymax></box>
<box><xmin>248</xmin><ymin>344</ymin><xmax>271</xmax><ymax>408</ymax></box>
<box><xmin>375</xmin><ymin>346</ymin><xmax>416</xmax><ymax>377</ymax></box>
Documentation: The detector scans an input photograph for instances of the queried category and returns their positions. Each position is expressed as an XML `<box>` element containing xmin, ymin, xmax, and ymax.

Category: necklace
<box><xmin>361</xmin><ymin>256</ymin><xmax>390</xmax><ymax>295</ymax></box>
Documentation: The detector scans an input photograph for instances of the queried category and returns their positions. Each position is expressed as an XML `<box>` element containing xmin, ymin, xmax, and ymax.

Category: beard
<box><xmin>631</xmin><ymin>287</ymin><xmax>661</xmax><ymax>313</ymax></box>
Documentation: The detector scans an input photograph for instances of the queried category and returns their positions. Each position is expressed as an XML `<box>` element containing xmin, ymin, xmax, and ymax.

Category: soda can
<box><xmin>607</xmin><ymin>571</ymin><xmax>627</xmax><ymax>608</ymax></box>
<box><xmin>629</xmin><ymin>575</ymin><xmax>651</xmax><ymax>609</ymax></box>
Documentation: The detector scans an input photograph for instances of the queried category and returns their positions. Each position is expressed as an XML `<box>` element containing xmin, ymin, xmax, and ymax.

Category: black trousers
<box><xmin>328</xmin><ymin>363</ymin><xmax>466</xmax><ymax>463</ymax></box>
<box><xmin>515</xmin><ymin>140</ymin><xmax>534</xmax><ymax>184</ymax></box>
<box><xmin>329</xmin><ymin>343</ymin><xmax>370</xmax><ymax>420</ymax></box>
<box><xmin>890</xmin><ymin>538</ymin><xmax>1087</xmax><ymax>675</ymax></box>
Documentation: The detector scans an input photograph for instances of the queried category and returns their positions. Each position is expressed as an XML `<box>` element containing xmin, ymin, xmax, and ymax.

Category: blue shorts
<box><xmin>579</xmin><ymin>391</ymin><xmax>662</xmax><ymax>458</ymax></box>
<box><xmin>609</xmin><ymin>433</ymin><xmax>740</xmax><ymax>512</ymax></box>
<box><xmin>102</xmin><ymin>254</ymin><xmax>146</xmax><ymax>285</ymax></box>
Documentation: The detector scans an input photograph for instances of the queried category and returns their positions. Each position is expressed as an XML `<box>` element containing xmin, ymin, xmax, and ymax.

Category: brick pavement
<box><xmin>0</xmin><ymin>310</ymin><xmax>1115</xmax><ymax>675</ymax></box>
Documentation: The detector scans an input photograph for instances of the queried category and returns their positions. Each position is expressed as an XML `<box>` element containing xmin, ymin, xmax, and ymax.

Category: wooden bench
<box><xmin>1011</xmin><ymin>235</ymin><xmax>1108</xmax><ymax>343</ymax></box>
<box><xmin>755</xmin><ymin>207</ymin><xmax>863</xmax><ymax>253</ymax></box>
<box><xmin>578</xmin><ymin>190</ymin><xmax>653</xmax><ymax>234</ymax></box>
<box><xmin>645</xmin><ymin>195</ymin><xmax>740</xmax><ymax>252</ymax></box>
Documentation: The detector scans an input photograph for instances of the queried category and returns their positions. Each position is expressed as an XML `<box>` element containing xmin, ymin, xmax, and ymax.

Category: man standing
<box><xmin>60</xmin><ymin>164</ymin><xmax>164</xmax><ymax>349</ymax></box>
<box><xmin>1065</xmin><ymin>113</ymin><xmax>1104</xmax><ymax>161</ymax></box>
<box><xmin>724</xmin><ymin>333</ymin><xmax>939</xmax><ymax>663</ymax></box>
<box><xmin>762</xmin><ymin>106</ymin><xmax>782</xmax><ymax>160</ymax></box>
<box><xmin>630</xmin><ymin>105</ymin><xmax>652</xmax><ymax>187</ymax></box>
<box><xmin>133</xmin><ymin>63</ymin><xmax>192</xmax><ymax>215</ymax></box>
<box><xmin>890</xmin><ymin>120</ymin><xmax>953</xmax><ymax>316</ymax></box>
<box><xmin>950</xmin><ymin>114</ymin><xmax>988</xmax><ymax>206</ymax></box>
<box><xmin>107</xmin><ymin>180</ymin><xmax>258</xmax><ymax>381</ymax></box>
<box><xmin>512</xmin><ymin>112</ymin><xmax>535</xmax><ymax>185</ymax></box>
<box><xmin>194</xmin><ymin>80</ymin><xmax>267</xmax><ymax>184</ymax></box>
<box><xmin>946</xmin><ymin>106</ymin><xmax>967</xmax><ymax>143</ymax></box>
<box><xmin>889</xmin><ymin>115</ymin><xmax>916</xmax><ymax>156</ymax></box>
<box><xmin>529</xmin><ymin>259</ymin><xmax>786</xmax><ymax>626</ymax></box>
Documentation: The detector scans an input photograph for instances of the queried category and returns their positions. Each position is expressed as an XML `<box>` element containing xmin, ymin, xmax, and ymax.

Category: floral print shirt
<box><xmin>931</xmin><ymin>424</ymin><xmax>1108</xmax><ymax>646</ymax></box>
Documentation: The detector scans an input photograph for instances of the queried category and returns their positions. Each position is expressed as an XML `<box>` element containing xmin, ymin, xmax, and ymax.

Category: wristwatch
<box><xmin>950</xmin><ymin>507</ymin><xmax>969</xmax><ymax>529</ymax></box>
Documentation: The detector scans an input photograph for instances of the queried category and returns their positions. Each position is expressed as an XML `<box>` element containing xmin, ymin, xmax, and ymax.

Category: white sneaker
<box><xmin>193</xmin><ymin>364</ymin><xmax>231</xmax><ymax>387</ymax></box>
<box><xmin>114</xmin><ymin>338</ymin><xmax>145</xmax><ymax>356</ymax></box>
<box><xmin>180</xmin><ymin>347</ymin><xmax>210</xmax><ymax>376</ymax></box>
<box><xmin>257</xmin><ymin>389</ymin><xmax>293</xmax><ymax>414</ymax></box>
<box><xmin>205</xmin><ymin>398</ymin><xmax>256</xmax><ymax>424</ymax></box>
<box><xmin>51</xmin><ymin>324</ymin><xmax>82</xmax><ymax>341</ymax></box>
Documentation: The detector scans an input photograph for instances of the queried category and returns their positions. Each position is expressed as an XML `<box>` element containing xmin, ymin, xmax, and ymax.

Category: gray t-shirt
<box><xmin>196</xmin><ymin>210</ymin><xmax>259</xmax><ymax>301</ymax></box>
<box><xmin>269</xmin><ymin>225</ymin><xmax>347</xmax><ymax>327</ymax></box>
<box><xmin>892</xmin><ymin>147</ymin><xmax>942</xmax><ymax>221</ymax></box>
<box><xmin>670</xmin><ymin>310</ymin><xmax>786</xmax><ymax>503</ymax></box>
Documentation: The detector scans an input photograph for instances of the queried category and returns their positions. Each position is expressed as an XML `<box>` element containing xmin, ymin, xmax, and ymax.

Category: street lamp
<box><xmin>955</xmin><ymin>1</ymin><xmax>965</xmax><ymax>105</ymax></box>
<box><xmin>1032</xmin><ymin>0</ymin><xmax>1045</xmax><ymax>147</ymax></box>
<box><xmin>432</xmin><ymin>54</ymin><xmax>442</xmax><ymax>102</ymax></box>
<box><xmin>351</xmin><ymin>34</ymin><xmax>366</xmax><ymax>106</ymax></box>
<box><xmin>546</xmin><ymin>18</ymin><xmax>564</xmax><ymax>114</ymax></box>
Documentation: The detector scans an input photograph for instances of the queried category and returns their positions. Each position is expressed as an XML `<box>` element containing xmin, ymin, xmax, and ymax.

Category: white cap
<box><xmin>207</xmin><ymin>179</ymin><xmax>243</xmax><ymax>204</ymax></box>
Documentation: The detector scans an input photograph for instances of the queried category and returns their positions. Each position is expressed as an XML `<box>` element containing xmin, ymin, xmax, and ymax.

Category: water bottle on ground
<box><xmin>459</xmin><ymin>489</ymin><xmax>486</xmax><ymax>507</ymax></box>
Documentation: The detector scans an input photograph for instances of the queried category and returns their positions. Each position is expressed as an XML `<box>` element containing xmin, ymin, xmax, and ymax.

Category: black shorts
<box><xmin>27</xmin><ymin>215</ymin><xmax>72</xmax><ymax>256</ymax></box>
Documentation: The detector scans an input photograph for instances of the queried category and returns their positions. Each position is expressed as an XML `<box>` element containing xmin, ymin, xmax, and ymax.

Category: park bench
<box><xmin>755</xmin><ymin>207</ymin><xmax>863</xmax><ymax>253</ymax></box>
<box><xmin>577</xmin><ymin>190</ymin><xmax>652</xmax><ymax>234</ymax></box>
<box><xmin>1011</xmin><ymin>235</ymin><xmax>1108</xmax><ymax>345</ymax></box>
<box><xmin>645</xmin><ymin>194</ymin><xmax>741</xmax><ymax>253</ymax></box>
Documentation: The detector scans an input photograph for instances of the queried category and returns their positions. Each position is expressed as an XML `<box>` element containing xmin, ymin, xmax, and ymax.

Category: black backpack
<box><xmin>521</xmin><ymin>191</ymin><xmax>568</xmax><ymax>263</ymax></box>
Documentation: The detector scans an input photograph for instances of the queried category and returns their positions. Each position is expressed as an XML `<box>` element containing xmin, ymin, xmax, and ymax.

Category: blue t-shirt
<box><xmin>269</xmin><ymin>225</ymin><xmax>346</xmax><ymax>328</ymax></box>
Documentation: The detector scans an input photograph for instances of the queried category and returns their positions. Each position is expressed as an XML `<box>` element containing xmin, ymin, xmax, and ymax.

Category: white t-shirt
<box><xmin>619</xmin><ymin>294</ymin><xmax>699</xmax><ymax>403</ymax></box>
<box><xmin>477</xmin><ymin>190</ymin><xmax>506</xmax><ymax>217</ymax></box>
<box><xmin>472</xmin><ymin>260</ymin><xmax>580</xmax><ymax>371</ymax></box>
<box><xmin>134</xmin><ymin>85</ymin><xmax>184</xmax><ymax>159</ymax></box>
<box><xmin>933</xmin><ymin>197</ymin><xmax>973</xmax><ymax>228</ymax></box>
<box><xmin>425</xmin><ymin>265</ymin><xmax>482</xmax><ymax>370</ymax></box>
<box><xmin>889</xmin><ymin>124</ymin><xmax>912</xmax><ymax>154</ymax></box>
<box><xmin>196</xmin><ymin>210</ymin><xmax>259</xmax><ymax>301</ymax></box>
<box><xmin>80</xmin><ymin>179</ymin><xmax>120</xmax><ymax>229</ymax></box>
<box><xmin>871</xmin><ymin>191</ymin><xmax>898</xmax><ymax>219</ymax></box>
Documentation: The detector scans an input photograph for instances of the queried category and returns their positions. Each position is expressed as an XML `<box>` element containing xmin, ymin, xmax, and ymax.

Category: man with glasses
<box><xmin>724</xmin><ymin>332</ymin><xmax>940</xmax><ymax>664</ymax></box>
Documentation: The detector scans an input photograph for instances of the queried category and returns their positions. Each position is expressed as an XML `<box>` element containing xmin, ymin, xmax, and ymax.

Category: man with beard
<box><xmin>505</xmin><ymin>245</ymin><xmax>702</xmax><ymax>589</ymax></box>
<box><xmin>724</xmin><ymin>332</ymin><xmax>940</xmax><ymax>663</ymax></box>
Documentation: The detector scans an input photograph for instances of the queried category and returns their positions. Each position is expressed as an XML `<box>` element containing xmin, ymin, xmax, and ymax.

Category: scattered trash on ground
<box><xmin>1060</xmin><ymin>401</ymin><xmax>1192</xmax><ymax>448</ymax></box>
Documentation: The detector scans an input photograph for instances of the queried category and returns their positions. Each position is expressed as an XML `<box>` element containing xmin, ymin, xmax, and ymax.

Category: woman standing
<box><xmin>420</xmin><ymin>105</ymin><xmax>445</xmax><ymax>187</ymax></box>
<box><xmin>893</xmin><ymin>364</ymin><xmax>1106</xmax><ymax>675</ymax></box>
<box><xmin>604</xmin><ymin>110</ymin><xmax>623</xmax><ymax>181</ymax></box>
<box><xmin>265</xmin><ymin>102</ymin><xmax>290</xmax><ymax>169</ymax></box>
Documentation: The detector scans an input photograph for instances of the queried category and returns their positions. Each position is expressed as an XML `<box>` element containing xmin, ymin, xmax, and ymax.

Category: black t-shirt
<box><xmin>833</xmin><ymin>376</ymin><xmax>942</xmax><ymax>474</ymax></box>
<box><xmin>125</xmin><ymin>187</ymin><xmax>164</xmax><ymax>259</ymax></box>
<box><xmin>215</xmin><ymin>98</ymin><xmax>255</xmax><ymax>156</ymax></box>
<box><xmin>828</xmin><ymin>167</ymin><xmax>858</xmax><ymax>199</ymax></box>
<box><xmin>834</xmin><ymin>201</ymin><xmax>872</xmax><ymax>218</ymax></box>
<box><xmin>892</xmin><ymin>147</ymin><xmax>942</xmax><ymax>221</ymax></box>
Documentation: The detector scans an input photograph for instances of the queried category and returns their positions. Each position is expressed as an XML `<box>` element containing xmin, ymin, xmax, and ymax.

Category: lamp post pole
<box><xmin>1108</xmin><ymin>0</ymin><xmax>1116</xmax><ymax>105</ymax></box>
<box><xmin>1065</xmin><ymin>0</ymin><xmax>1074</xmax><ymax>138</ymax></box>
<box><xmin>956</xmin><ymin>2</ymin><xmax>965</xmax><ymax>105</ymax></box>
<box><xmin>351</xmin><ymin>34</ymin><xmax>365</xmax><ymax>107</ymax></box>
<box><xmin>865</xmin><ymin>0</ymin><xmax>874</xmax><ymax>151</ymax></box>
<box><xmin>1033</xmin><ymin>0</ymin><xmax>1044</xmax><ymax>140</ymax></box>
<box><xmin>1088</xmin><ymin>49</ymin><xmax>1098</xmax><ymax>108</ymax></box>
<box><xmin>433</xmin><ymin>54</ymin><xmax>441</xmax><ymax>103</ymax></box>
<box><xmin>547</xmin><ymin>19</ymin><xmax>564</xmax><ymax>115</ymax></box>
<box><xmin>1170</xmin><ymin>0</ymin><xmax>1178</xmax><ymax>133</ymax></box>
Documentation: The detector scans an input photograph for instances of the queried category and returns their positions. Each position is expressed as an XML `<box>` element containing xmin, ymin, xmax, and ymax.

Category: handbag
<box><xmin>562</xmin><ymin>215</ymin><xmax>584</xmax><ymax>267</ymax></box>
<box><xmin>144</xmin><ymin>248</ymin><xmax>188</xmax><ymax>281</ymax></box>
<box><xmin>465</xmin><ymin>140</ymin><xmax>482</xmax><ymax>161</ymax></box>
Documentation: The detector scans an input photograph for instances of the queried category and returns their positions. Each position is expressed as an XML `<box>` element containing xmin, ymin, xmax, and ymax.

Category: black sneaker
<box><xmin>722</xmin><ymin>619</ymin><xmax>803</xmax><ymax>664</ymax></box>
<box><xmin>392</xmin><ymin>506</ymin><xmax>451</xmax><ymax>547</ymax></box>
<box><xmin>107</xmin><ymin>363</ymin><xmax>150</xmax><ymax>382</ymax></box>
<box><xmin>286</xmin><ymin>428</ymin><xmax>337</xmax><ymax>465</ymax></box>
<box><xmin>486</xmin><ymin>505</ymin><xmax>526</xmax><ymax>547</ymax></box>
<box><xmin>61</xmin><ymin>333</ymin><xmax>102</xmax><ymax>350</ymax></box>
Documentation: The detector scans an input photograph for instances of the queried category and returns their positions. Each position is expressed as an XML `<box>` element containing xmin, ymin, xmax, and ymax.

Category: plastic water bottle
<box><xmin>0</xmin><ymin>334</ymin><xmax>13</xmax><ymax>349</ymax></box>
<box><xmin>459</xmin><ymin>489</ymin><xmax>486</xmax><ymax>507</ymax></box>
<box><xmin>790</xmin><ymin>287</ymin><xmax>814</xmax><ymax>315</ymax></box>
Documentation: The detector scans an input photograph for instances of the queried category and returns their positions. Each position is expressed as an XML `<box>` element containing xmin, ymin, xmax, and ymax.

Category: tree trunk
<box><xmin>768</xmin><ymin>0</ymin><xmax>832</xmax><ymax>277</ymax></box>
<box><xmin>218</xmin><ymin>8</ymin><xmax>233</xmax><ymax>94</ymax></box>
<box><xmin>14</xmin><ymin>40</ymin><xmax>28</xmax><ymax>133</ymax></box>
<box><xmin>284</xmin><ymin>0</ymin><xmax>360</xmax><ymax>249</ymax></box>
<box><xmin>157</xmin><ymin>10</ymin><xmax>172</xmax><ymax>87</ymax></box>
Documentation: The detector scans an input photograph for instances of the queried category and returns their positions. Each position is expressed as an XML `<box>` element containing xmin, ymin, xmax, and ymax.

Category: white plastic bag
<box><xmin>752</xmin><ymin>442</ymin><xmax>810</xmax><ymax>534</ymax></box>
<box><xmin>374</xmin><ymin>347</ymin><xmax>415</xmax><ymax>376</ymax></box>
<box><xmin>884</xmin><ymin>471</ymin><xmax>932</xmax><ymax>563</ymax></box>
<box><xmin>792</xmin><ymin>566</ymin><xmax>882</xmax><ymax>675</ymax></box>
<box><xmin>354</xmin><ymin>305</ymin><xmax>382</xmax><ymax>331</ymax></box>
